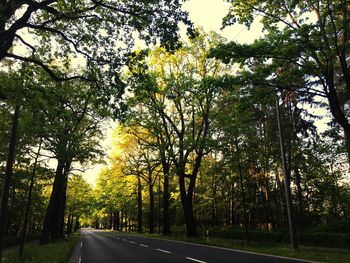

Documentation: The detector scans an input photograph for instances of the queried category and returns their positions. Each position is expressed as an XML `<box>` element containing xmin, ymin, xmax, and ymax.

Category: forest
<box><xmin>0</xmin><ymin>0</ymin><xmax>350</xmax><ymax>261</ymax></box>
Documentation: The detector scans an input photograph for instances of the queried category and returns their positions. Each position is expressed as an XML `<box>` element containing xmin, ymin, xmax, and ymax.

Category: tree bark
<box><xmin>0</xmin><ymin>104</ymin><xmax>20</xmax><ymax>262</ymax></box>
<box><xmin>178</xmin><ymin>174</ymin><xmax>197</xmax><ymax>237</ymax></box>
<box><xmin>116</xmin><ymin>211</ymin><xmax>120</xmax><ymax>230</ymax></box>
<box><xmin>137</xmin><ymin>176</ymin><xmax>143</xmax><ymax>233</ymax></box>
<box><xmin>66</xmin><ymin>211</ymin><xmax>72</xmax><ymax>235</ymax></box>
<box><xmin>19</xmin><ymin>138</ymin><xmax>42</xmax><ymax>256</ymax></box>
<box><xmin>234</xmin><ymin>137</ymin><xmax>250</xmax><ymax>245</ymax></box>
<box><xmin>39</xmin><ymin>159</ymin><xmax>65</xmax><ymax>244</ymax></box>
<box><xmin>162</xmin><ymin>171</ymin><xmax>170</xmax><ymax>235</ymax></box>
<box><xmin>58</xmin><ymin>161</ymin><xmax>70</xmax><ymax>239</ymax></box>
<box><xmin>148</xmin><ymin>182</ymin><xmax>154</xmax><ymax>234</ymax></box>
<box><xmin>74</xmin><ymin>216</ymin><xmax>80</xmax><ymax>231</ymax></box>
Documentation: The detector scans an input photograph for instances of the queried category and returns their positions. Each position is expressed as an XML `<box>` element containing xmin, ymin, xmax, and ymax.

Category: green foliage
<box><xmin>88</xmin><ymin>26</ymin><xmax>350</xmax><ymax>243</ymax></box>
<box><xmin>66</xmin><ymin>175</ymin><xmax>94</xmax><ymax>222</ymax></box>
<box><xmin>0</xmin><ymin>0</ymin><xmax>192</xmax><ymax>84</ymax></box>
<box><xmin>2</xmin><ymin>234</ymin><xmax>80</xmax><ymax>263</ymax></box>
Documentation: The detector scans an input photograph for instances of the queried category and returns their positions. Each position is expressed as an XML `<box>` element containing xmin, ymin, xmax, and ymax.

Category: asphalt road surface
<box><xmin>79</xmin><ymin>229</ymin><xmax>312</xmax><ymax>263</ymax></box>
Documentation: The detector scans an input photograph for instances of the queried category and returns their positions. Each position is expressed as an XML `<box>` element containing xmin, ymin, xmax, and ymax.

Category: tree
<box><xmin>94</xmin><ymin>164</ymin><xmax>137</xmax><ymax>231</ymax></box>
<box><xmin>36</xmin><ymin>77</ymin><xmax>106</xmax><ymax>244</ymax></box>
<box><xmin>66</xmin><ymin>174</ymin><xmax>93</xmax><ymax>235</ymax></box>
<box><xmin>0</xmin><ymin>0</ymin><xmax>192</xmax><ymax>81</ymax></box>
<box><xmin>0</xmin><ymin>69</ymin><xmax>32</xmax><ymax>261</ymax></box>
<box><xmin>211</xmin><ymin>0</ymin><xmax>350</xmax><ymax>165</ymax></box>
<box><xmin>126</xmin><ymin>30</ymin><xmax>231</xmax><ymax>236</ymax></box>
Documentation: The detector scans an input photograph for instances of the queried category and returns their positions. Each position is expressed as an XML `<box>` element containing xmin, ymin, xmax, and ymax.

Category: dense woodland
<box><xmin>1</xmin><ymin>0</ymin><xmax>350</xmax><ymax>259</ymax></box>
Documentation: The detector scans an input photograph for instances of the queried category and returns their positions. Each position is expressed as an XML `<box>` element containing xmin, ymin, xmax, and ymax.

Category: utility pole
<box><xmin>275</xmin><ymin>95</ymin><xmax>298</xmax><ymax>250</ymax></box>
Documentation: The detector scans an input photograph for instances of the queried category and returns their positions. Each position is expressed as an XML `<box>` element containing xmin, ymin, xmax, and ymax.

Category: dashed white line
<box><xmin>156</xmin><ymin>248</ymin><xmax>171</xmax><ymax>254</ymax></box>
<box><xmin>78</xmin><ymin>256</ymin><xmax>81</xmax><ymax>263</ymax></box>
<box><xmin>185</xmin><ymin>257</ymin><xmax>207</xmax><ymax>263</ymax></box>
<box><xmin>80</xmin><ymin>241</ymin><xmax>83</xmax><ymax>248</ymax></box>
<box><xmin>122</xmin><ymin>239</ymin><xmax>127</xmax><ymax>241</ymax></box>
<box><xmin>129</xmin><ymin>241</ymin><xmax>136</xmax><ymax>244</ymax></box>
<box><xmin>140</xmin><ymin>244</ymin><xmax>149</xmax><ymax>248</ymax></box>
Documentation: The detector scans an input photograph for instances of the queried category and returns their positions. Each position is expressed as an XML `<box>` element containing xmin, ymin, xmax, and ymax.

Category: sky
<box><xmin>182</xmin><ymin>0</ymin><xmax>263</xmax><ymax>43</ymax></box>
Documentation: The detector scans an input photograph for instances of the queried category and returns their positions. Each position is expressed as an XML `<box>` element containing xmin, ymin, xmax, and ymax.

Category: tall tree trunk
<box><xmin>294</xmin><ymin>169</ymin><xmax>304</xmax><ymax>218</ymax></box>
<box><xmin>120</xmin><ymin>212</ymin><xmax>124</xmax><ymax>231</ymax></box>
<box><xmin>276</xmin><ymin>96</ymin><xmax>298</xmax><ymax>250</ymax></box>
<box><xmin>112</xmin><ymin>211</ymin><xmax>116</xmax><ymax>230</ymax></box>
<box><xmin>116</xmin><ymin>211</ymin><xmax>120</xmax><ymax>230</ymax></box>
<box><xmin>178</xmin><ymin>174</ymin><xmax>197</xmax><ymax>237</ymax></box>
<box><xmin>58</xmin><ymin>161</ymin><xmax>70</xmax><ymax>239</ymax></box>
<box><xmin>69</xmin><ymin>214</ymin><xmax>74</xmax><ymax>233</ymax></box>
<box><xmin>262</xmin><ymin>118</ymin><xmax>275</xmax><ymax>230</ymax></box>
<box><xmin>39</xmin><ymin>159</ymin><xmax>65</xmax><ymax>244</ymax></box>
<box><xmin>137</xmin><ymin>176</ymin><xmax>143</xmax><ymax>233</ymax></box>
<box><xmin>234</xmin><ymin>137</ymin><xmax>250</xmax><ymax>245</ymax></box>
<box><xmin>162</xmin><ymin>171</ymin><xmax>170</xmax><ymax>235</ymax></box>
<box><xmin>74</xmin><ymin>216</ymin><xmax>80</xmax><ymax>231</ymax></box>
<box><xmin>325</xmin><ymin>73</ymin><xmax>350</xmax><ymax>167</ymax></box>
<box><xmin>211</xmin><ymin>174</ymin><xmax>218</xmax><ymax>227</ymax></box>
<box><xmin>158</xmin><ymin>143</ymin><xmax>171</xmax><ymax>235</ymax></box>
<box><xmin>109</xmin><ymin>212</ymin><xmax>113</xmax><ymax>229</ymax></box>
<box><xmin>19</xmin><ymin>138</ymin><xmax>42</xmax><ymax>256</ymax></box>
<box><xmin>0</xmin><ymin>104</ymin><xmax>20</xmax><ymax>262</ymax></box>
<box><xmin>66</xmin><ymin>211</ymin><xmax>72</xmax><ymax>235</ymax></box>
<box><xmin>231</xmin><ymin>182</ymin><xmax>236</xmax><ymax>225</ymax></box>
<box><xmin>148</xmin><ymin>182</ymin><xmax>154</xmax><ymax>234</ymax></box>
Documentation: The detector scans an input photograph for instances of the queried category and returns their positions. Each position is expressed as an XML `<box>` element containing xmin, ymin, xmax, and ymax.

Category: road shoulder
<box><xmin>68</xmin><ymin>235</ymin><xmax>82</xmax><ymax>263</ymax></box>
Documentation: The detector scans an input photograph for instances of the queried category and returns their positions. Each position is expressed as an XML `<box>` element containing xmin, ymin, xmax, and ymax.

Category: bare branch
<box><xmin>14</xmin><ymin>34</ymin><xmax>37</xmax><ymax>56</ymax></box>
<box><xmin>5</xmin><ymin>53</ymin><xmax>93</xmax><ymax>82</ymax></box>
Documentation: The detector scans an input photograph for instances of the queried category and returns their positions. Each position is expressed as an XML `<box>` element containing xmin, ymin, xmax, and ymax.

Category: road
<box><xmin>78</xmin><ymin>229</ymin><xmax>312</xmax><ymax>263</ymax></box>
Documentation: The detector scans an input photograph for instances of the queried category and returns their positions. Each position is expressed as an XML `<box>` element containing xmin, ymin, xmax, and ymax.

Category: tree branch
<box><xmin>5</xmin><ymin>53</ymin><xmax>93</xmax><ymax>82</ymax></box>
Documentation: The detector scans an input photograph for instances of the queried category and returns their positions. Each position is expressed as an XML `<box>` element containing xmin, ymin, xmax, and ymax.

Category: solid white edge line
<box><xmin>92</xmin><ymin>230</ymin><xmax>317</xmax><ymax>263</ymax></box>
<box><xmin>80</xmin><ymin>241</ymin><xmax>83</xmax><ymax>248</ymax></box>
<box><xmin>156</xmin><ymin>248</ymin><xmax>171</xmax><ymax>254</ymax></box>
<box><xmin>140</xmin><ymin>244</ymin><xmax>149</xmax><ymax>247</ymax></box>
<box><xmin>78</xmin><ymin>256</ymin><xmax>81</xmax><ymax>263</ymax></box>
<box><xmin>134</xmin><ymin>236</ymin><xmax>318</xmax><ymax>263</ymax></box>
<box><xmin>185</xmin><ymin>257</ymin><xmax>207</xmax><ymax>263</ymax></box>
<box><xmin>129</xmin><ymin>241</ymin><xmax>136</xmax><ymax>244</ymax></box>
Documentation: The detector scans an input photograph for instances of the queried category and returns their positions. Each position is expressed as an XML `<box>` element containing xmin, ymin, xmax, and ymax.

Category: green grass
<box><xmin>112</xmin><ymin>230</ymin><xmax>350</xmax><ymax>263</ymax></box>
<box><xmin>2</xmin><ymin>234</ymin><xmax>80</xmax><ymax>263</ymax></box>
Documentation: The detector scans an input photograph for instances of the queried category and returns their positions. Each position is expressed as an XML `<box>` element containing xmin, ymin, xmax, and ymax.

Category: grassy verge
<box><xmin>112</xmin><ymin>231</ymin><xmax>350</xmax><ymax>263</ymax></box>
<box><xmin>2</xmin><ymin>233</ymin><xmax>80</xmax><ymax>263</ymax></box>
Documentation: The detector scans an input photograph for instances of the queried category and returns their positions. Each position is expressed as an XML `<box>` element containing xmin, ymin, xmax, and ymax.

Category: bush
<box><xmin>206</xmin><ymin>226</ymin><xmax>350</xmax><ymax>248</ymax></box>
<box><xmin>314</xmin><ymin>220</ymin><xmax>350</xmax><ymax>233</ymax></box>
<box><xmin>298</xmin><ymin>232</ymin><xmax>350</xmax><ymax>248</ymax></box>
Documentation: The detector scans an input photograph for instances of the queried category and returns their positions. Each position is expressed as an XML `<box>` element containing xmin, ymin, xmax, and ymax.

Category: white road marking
<box><xmin>156</xmin><ymin>248</ymin><xmax>171</xmax><ymax>254</ymax></box>
<box><xmin>185</xmin><ymin>257</ymin><xmax>207</xmax><ymax>263</ymax></box>
<box><xmin>81</xmin><ymin>241</ymin><xmax>83</xmax><ymax>248</ymax></box>
<box><xmin>143</xmin><ymin>237</ymin><xmax>315</xmax><ymax>263</ymax></box>
<box><xmin>122</xmin><ymin>239</ymin><xmax>127</xmax><ymax>241</ymax></box>
<box><xmin>129</xmin><ymin>241</ymin><xmax>136</xmax><ymax>244</ymax></box>
<box><xmin>140</xmin><ymin>244</ymin><xmax>149</xmax><ymax>247</ymax></box>
<box><xmin>79</xmin><ymin>256</ymin><xmax>81</xmax><ymax>263</ymax></box>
